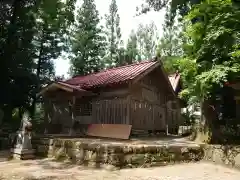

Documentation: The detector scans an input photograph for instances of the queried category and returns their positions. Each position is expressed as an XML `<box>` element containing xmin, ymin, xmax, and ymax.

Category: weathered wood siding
<box><xmin>128</xmin><ymin>67</ymin><xmax>181</xmax><ymax>132</ymax></box>
<box><xmin>130</xmin><ymin>99</ymin><xmax>165</xmax><ymax>130</ymax></box>
<box><xmin>92</xmin><ymin>97</ymin><xmax>129</xmax><ymax>124</ymax></box>
<box><xmin>74</xmin><ymin>97</ymin><xmax>92</xmax><ymax>124</ymax></box>
<box><xmin>43</xmin><ymin>98</ymin><xmax>72</xmax><ymax>134</ymax></box>
<box><xmin>42</xmin><ymin>67</ymin><xmax>181</xmax><ymax>134</ymax></box>
<box><xmin>43</xmin><ymin>87</ymin><xmax>131</xmax><ymax>134</ymax></box>
<box><xmin>166</xmin><ymin>99</ymin><xmax>181</xmax><ymax>134</ymax></box>
<box><xmin>129</xmin><ymin>68</ymin><xmax>169</xmax><ymax>131</ymax></box>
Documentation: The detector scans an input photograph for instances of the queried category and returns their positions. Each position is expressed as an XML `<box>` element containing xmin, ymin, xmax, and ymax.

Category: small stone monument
<box><xmin>11</xmin><ymin>111</ymin><xmax>35</xmax><ymax>160</ymax></box>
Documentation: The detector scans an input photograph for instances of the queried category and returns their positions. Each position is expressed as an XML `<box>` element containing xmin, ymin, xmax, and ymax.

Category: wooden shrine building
<box><xmin>38</xmin><ymin>60</ymin><xmax>181</xmax><ymax>136</ymax></box>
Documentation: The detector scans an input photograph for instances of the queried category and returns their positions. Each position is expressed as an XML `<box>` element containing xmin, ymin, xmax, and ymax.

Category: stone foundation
<box><xmin>32</xmin><ymin>136</ymin><xmax>204</xmax><ymax>168</ymax></box>
<box><xmin>203</xmin><ymin>144</ymin><xmax>240</xmax><ymax>169</ymax></box>
<box><xmin>11</xmin><ymin>148</ymin><xmax>35</xmax><ymax>160</ymax></box>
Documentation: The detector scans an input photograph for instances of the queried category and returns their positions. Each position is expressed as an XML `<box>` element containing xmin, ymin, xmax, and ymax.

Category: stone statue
<box><xmin>11</xmin><ymin>111</ymin><xmax>35</xmax><ymax>160</ymax></box>
<box><xmin>15</xmin><ymin>112</ymin><xmax>32</xmax><ymax>149</ymax></box>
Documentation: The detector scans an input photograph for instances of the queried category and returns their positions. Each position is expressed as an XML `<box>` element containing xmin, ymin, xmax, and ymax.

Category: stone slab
<box><xmin>11</xmin><ymin>148</ymin><xmax>35</xmax><ymax>160</ymax></box>
<box><xmin>11</xmin><ymin>148</ymin><xmax>35</xmax><ymax>154</ymax></box>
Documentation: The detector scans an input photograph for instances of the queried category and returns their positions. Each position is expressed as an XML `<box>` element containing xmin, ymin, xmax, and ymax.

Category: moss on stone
<box><xmin>33</xmin><ymin>137</ymin><xmax>205</xmax><ymax>168</ymax></box>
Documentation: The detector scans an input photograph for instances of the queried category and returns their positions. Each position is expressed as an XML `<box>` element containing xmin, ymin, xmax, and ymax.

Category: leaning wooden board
<box><xmin>86</xmin><ymin>124</ymin><xmax>132</xmax><ymax>140</ymax></box>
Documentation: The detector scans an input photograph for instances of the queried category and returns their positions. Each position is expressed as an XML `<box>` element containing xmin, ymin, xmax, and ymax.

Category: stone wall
<box><xmin>203</xmin><ymin>144</ymin><xmax>240</xmax><ymax>168</ymax></box>
<box><xmin>32</xmin><ymin>137</ymin><xmax>204</xmax><ymax>168</ymax></box>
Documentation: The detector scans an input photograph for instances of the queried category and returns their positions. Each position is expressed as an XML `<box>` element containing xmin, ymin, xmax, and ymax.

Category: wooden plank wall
<box><xmin>129</xmin><ymin>71</ymin><xmax>168</xmax><ymax>131</ymax></box>
<box><xmin>133</xmin><ymin>68</ymin><xmax>182</xmax><ymax>132</ymax></box>
<box><xmin>167</xmin><ymin>109</ymin><xmax>179</xmax><ymax>133</ymax></box>
<box><xmin>43</xmin><ymin>98</ymin><xmax>72</xmax><ymax>134</ymax></box>
<box><xmin>130</xmin><ymin>99</ymin><xmax>166</xmax><ymax>131</ymax></box>
<box><xmin>92</xmin><ymin>97</ymin><xmax>129</xmax><ymax>125</ymax></box>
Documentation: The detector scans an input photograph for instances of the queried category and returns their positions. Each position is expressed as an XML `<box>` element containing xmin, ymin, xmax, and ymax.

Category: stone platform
<box><xmin>11</xmin><ymin>148</ymin><xmax>35</xmax><ymax>160</ymax></box>
<box><xmin>32</xmin><ymin>135</ymin><xmax>204</xmax><ymax>168</ymax></box>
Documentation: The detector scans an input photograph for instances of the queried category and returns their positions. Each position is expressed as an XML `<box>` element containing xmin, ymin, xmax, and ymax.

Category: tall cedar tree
<box><xmin>30</xmin><ymin>0</ymin><xmax>76</xmax><ymax>115</ymax></box>
<box><xmin>136</xmin><ymin>22</ymin><xmax>159</xmax><ymax>60</ymax></box>
<box><xmin>139</xmin><ymin>0</ymin><xmax>201</xmax><ymax>20</ymax></box>
<box><xmin>111</xmin><ymin>30</ymin><xmax>139</xmax><ymax>66</ymax></box>
<box><xmin>70</xmin><ymin>0</ymin><xmax>105</xmax><ymax>76</ymax></box>
<box><xmin>156</xmin><ymin>3</ymin><xmax>185</xmax><ymax>74</ymax></box>
<box><xmin>0</xmin><ymin>0</ymin><xmax>37</xmax><ymax>121</ymax></box>
<box><xmin>182</xmin><ymin>0</ymin><xmax>240</xmax><ymax>143</ymax></box>
<box><xmin>105</xmin><ymin>0</ymin><xmax>122</xmax><ymax>67</ymax></box>
<box><xmin>116</xmin><ymin>41</ymin><xmax>127</xmax><ymax>66</ymax></box>
<box><xmin>0</xmin><ymin>0</ymin><xmax>76</xmax><ymax>121</ymax></box>
<box><xmin>126</xmin><ymin>30</ymin><xmax>139</xmax><ymax>63</ymax></box>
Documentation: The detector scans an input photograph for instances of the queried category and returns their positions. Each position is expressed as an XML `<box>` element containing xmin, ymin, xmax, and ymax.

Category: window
<box><xmin>75</xmin><ymin>99</ymin><xmax>92</xmax><ymax>116</ymax></box>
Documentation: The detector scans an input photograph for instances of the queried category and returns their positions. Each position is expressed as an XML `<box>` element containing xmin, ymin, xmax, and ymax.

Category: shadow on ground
<box><xmin>22</xmin><ymin>159</ymin><xmax>77</xmax><ymax>170</ymax></box>
<box><xmin>0</xmin><ymin>175</ymin><xmax>60</xmax><ymax>180</ymax></box>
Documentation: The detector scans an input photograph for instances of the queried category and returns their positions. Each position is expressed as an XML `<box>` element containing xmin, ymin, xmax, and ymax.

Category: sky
<box><xmin>54</xmin><ymin>0</ymin><xmax>165</xmax><ymax>77</ymax></box>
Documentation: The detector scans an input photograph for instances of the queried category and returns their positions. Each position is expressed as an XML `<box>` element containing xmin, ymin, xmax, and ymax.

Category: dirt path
<box><xmin>0</xmin><ymin>158</ymin><xmax>239</xmax><ymax>180</ymax></box>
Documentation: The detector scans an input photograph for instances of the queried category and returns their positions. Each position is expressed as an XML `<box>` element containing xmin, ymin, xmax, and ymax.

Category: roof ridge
<box><xmin>102</xmin><ymin>59</ymin><xmax>156</xmax><ymax>72</ymax></box>
<box><xmin>70</xmin><ymin>59</ymin><xmax>157</xmax><ymax>79</ymax></box>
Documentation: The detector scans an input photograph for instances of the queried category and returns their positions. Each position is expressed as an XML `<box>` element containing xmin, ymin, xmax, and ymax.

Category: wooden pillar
<box><xmin>69</xmin><ymin>96</ymin><xmax>76</xmax><ymax>135</ymax></box>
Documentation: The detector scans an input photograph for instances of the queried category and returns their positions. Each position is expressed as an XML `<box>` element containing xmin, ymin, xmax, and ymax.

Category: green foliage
<box><xmin>139</xmin><ymin>0</ymin><xmax>201</xmax><ymax>21</ymax></box>
<box><xmin>69</xmin><ymin>0</ymin><xmax>106</xmax><ymax>76</ymax></box>
<box><xmin>155</xmin><ymin>0</ymin><xmax>240</xmax><ymax>107</ymax></box>
<box><xmin>117</xmin><ymin>23</ymin><xmax>159</xmax><ymax>66</ymax></box>
<box><xmin>2</xmin><ymin>0</ymin><xmax>240</xmax><ymax>138</ymax></box>
<box><xmin>114</xmin><ymin>29</ymin><xmax>142</xmax><ymax>66</ymax></box>
<box><xmin>156</xmin><ymin>2</ymin><xmax>191</xmax><ymax>75</ymax></box>
<box><xmin>175</xmin><ymin>58</ymin><xmax>198</xmax><ymax>103</ymax></box>
<box><xmin>30</xmin><ymin>0</ymin><xmax>76</xmax><ymax>115</ymax></box>
<box><xmin>0</xmin><ymin>0</ymin><xmax>37</xmax><ymax>110</ymax></box>
<box><xmin>150</xmin><ymin>0</ymin><xmax>240</xmax><ymax>141</ymax></box>
<box><xmin>125</xmin><ymin>30</ymin><xmax>140</xmax><ymax>63</ymax></box>
<box><xmin>105</xmin><ymin>0</ymin><xmax>122</xmax><ymax>67</ymax></box>
<box><xmin>176</xmin><ymin>58</ymin><xmax>197</xmax><ymax>88</ymax></box>
<box><xmin>195</xmin><ymin>64</ymin><xmax>240</xmax><ymax>98</ymax></box>
<box><xmin>160</xmin><ymin>56</ymin><xmax>179</xmax><ymax>74</ymax></box>
<box><xmin>136</xmin><ymin>22</ymin><xmax>159</xmax><ymax>60</ymax></box>
<box><xmin>157</xmin><ymin>4</ymin><xmax>184</xmax><ymax>58</ymax></box>
<box><xmin>0</xmin><ymin>0</ymin><xmax>76</xmax><ymax>123</ymax></box>
<box><xmin>182</xmin><ymin>0</ymin><xmax>240</xmax><ymax>102</ymax></box>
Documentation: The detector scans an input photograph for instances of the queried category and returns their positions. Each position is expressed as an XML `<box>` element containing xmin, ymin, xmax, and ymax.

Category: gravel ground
<box><xmin>0</xmin><ymin>158</ymin><xmax>239</xmax><ymax>180</ymax></box>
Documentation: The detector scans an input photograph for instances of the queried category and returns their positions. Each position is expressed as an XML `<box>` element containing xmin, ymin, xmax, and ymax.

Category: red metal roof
<box><xmin>57</xmin><ymin>81</ymin><xmax>87</xmax><ymax>92</ymax></box>
<box><xmin>168</xmin><ymin>73</ymin><xmax>180</xmax><ymax>92</ymax></box>
<box><xmin>37</xmin><ymin>81</ymin><xmax>91</xmax><ymax>96</ymax></box>
<box><xmin>64</xmin><ymin>60</ymin><xmax>159</xmax><ymax>89</ymax></box>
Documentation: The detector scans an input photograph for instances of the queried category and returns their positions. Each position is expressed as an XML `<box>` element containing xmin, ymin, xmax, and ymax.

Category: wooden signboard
<box><xmin>86</xmin><ymin>124</ymin><xmax>132</xmax><ymax>140</ymax></box>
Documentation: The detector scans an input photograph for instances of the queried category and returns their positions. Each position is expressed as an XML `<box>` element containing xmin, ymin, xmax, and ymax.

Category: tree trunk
<box><xmin>30</xmin><ymin>39</ymin><xmax>44</xmax><ymax>117</ymax></box>
<box><xmin>196</xmin><ymin>99</ymin><xmax>221</xmax><ymax>143</ymax></box>
<box><xmin>1</xmin><ymin>0</ymin><xmax>21</xmax><ymax>84</ymax></box>
<box><xmin>30</xmin><ymin>23</ymin><xmax>47</xmax><ymax>117</ymax></box>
